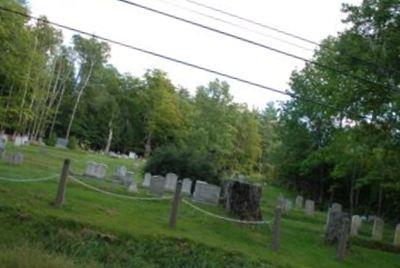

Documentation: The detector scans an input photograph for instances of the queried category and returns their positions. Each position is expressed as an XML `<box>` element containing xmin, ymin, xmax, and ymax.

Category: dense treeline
<box><xmin>274</xmin><ymin>0</ymin><xmax>400</xmax><ymax>220</ymax></box>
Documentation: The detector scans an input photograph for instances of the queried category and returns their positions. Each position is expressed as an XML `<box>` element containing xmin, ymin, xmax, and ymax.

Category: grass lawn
<box><xmin>0</xmin><ymin>144</ymin><xmax>399</xmax><ymax>267</ymax></box>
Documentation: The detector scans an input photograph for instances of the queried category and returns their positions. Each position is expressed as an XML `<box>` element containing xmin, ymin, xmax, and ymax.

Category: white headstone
<box><xmin>150</xmin><ymin>176</ymin><xmax>166</xmax><ymax>196</ymax></box>
<box><xmin>128</xmin><ymin>152</ymin><xmax>137</xmax><ymax>159</ymax></box>
<box><xmin>305</xmin><ymin>199</ymin><xmax>315</xmax><ymax>216</ymax></box>
<box><xmin>165</xmin><ymin>173</ymin><xmax>178</xmax><ymax>192</ymax></box>
<box><xmin>372</xmin><ymin>217</ymin><xmax>384</xmax><ymax>241</ymax></box>
<box><xmin>351</xmin><ymin>215</ymin><xmax>362</xmax><ymax>237</ymax></box>
<box><xmin>142</xmin><ymin>173</ymin><xmax>151</xmax><ymax>188</ymax></box>
<box><xmin>127</xmin><ymin>172</ymin><xmax>138</xmax><ymax>193</ymax></box>
<box><xmin>394</xmin><ymin>224</ymin><xmax>400</xmax><ymax>246</ymax></box>
<box><xmin>284</xmin><ymin>199</ymin><xmax>293</xmax><ymax>212</ymax></box>
<box><xmin>182</xmin><ymin>178</ymin><xmax>192</xmax><ymax>195</ymax></box>
<box><xmin>295</xmin><ymin>195</ymin><xmax>304</xmax><ymax>209</ymax></box>
<box><xmin>193</xmin><ymin>181</ymin><xmax>221</xmax><ymax>205</ymax></box>
<box><xmin>14</xmin><ymin>135</ymin><xmax>23</xmax><ymax>147</ymax></box>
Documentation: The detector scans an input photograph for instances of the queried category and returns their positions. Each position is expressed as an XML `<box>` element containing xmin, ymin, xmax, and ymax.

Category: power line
<box><xmin>116</xmin><ymin>0</ymin><xmax>395</xmax><ymax>93</ymax></box>
<box><xmin>0</xmin><ymin>6</ymin><xmax>338</xmax><ymax>109</ymax></box>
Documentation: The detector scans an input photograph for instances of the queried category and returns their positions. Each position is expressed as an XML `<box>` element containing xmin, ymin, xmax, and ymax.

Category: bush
<box><xmin>144</xmin><ymin>146</ymin><xmax>221</xmax><ymax>185</ymax></box>
<box><xmin>67</xmin><ymin>136</ymin><xmax>78</xmax><ymax>150</ymax></box>
<box><xmin>45</xmin><ymin>133</ymin><xmax>57</xmax><ymax>147</ymax></box>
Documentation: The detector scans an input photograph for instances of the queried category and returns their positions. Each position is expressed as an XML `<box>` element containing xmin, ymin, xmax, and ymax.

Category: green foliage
<box><xmin>67</xmin><ymin>136</ymin><xmax>78</xmax><ymax>150</ymax></box>
<box><xmin>45</xmin><ymin>132</ymin><xmax>57</xmax><ymax>147</ymax></box>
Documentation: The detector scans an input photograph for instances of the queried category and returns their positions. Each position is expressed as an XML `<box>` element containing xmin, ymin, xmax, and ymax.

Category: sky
<box><xmin>29</xmin><ymin>0</ymin><xmax>362</xmax><ymax>110</ymax></box>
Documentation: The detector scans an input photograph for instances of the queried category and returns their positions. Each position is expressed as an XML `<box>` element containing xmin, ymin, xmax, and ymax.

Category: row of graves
<box><xmin>0</xmin><ymin>134</ymin><xmax>25</xmax><ymax>165</ymax></box>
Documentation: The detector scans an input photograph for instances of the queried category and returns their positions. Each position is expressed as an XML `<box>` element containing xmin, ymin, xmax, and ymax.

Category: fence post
<box><xmin>54</xmin><ymin>159</ymin><xmax>71</xmax><ymax>208</ymax></box>
<box><xmin>169</xmin><ymin>180</ymin><xmax>183</xmax><ymax>229</ymax></box>
<box><xmin>272</xmin><ymin>205</ymin><xmax>282</xmax><ymax>252</ymax></box>
<box><xmin>337</xmin><ymin>217</ymin><xmax>350</xmax><ymax>262</ymax></box>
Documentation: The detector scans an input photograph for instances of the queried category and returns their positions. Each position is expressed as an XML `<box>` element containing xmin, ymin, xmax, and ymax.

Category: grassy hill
<box><xmin>0</xmin><ymin>144</ymin><xmax>399</xmax><ymax>267</ymax></box>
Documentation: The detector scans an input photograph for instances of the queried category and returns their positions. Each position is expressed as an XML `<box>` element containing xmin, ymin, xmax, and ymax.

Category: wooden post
<box><xmin>272</xmin><ymin>206</ymin><xmax>282</xmax><ymax>252</ymax></box>
<box><xmin>337</xmin><ymin>217</ymin><xmax>350</xmax><ymax>262</ymax></box>
<box><xmin>54</xmin><ymin>159</ymin><xmax>70</xmax><ymax>208</ymax></box>
<box><xmin>169</xmin><ymin>180</ymin><xmax>182</xmax><ymax>229</ymax></box>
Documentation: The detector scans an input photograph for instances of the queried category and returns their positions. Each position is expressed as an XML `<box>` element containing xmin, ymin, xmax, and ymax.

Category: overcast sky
<box><xmin>29</xmin><ymin>0</ymin><xmax>362</xmax><ymax>110</ymax></box>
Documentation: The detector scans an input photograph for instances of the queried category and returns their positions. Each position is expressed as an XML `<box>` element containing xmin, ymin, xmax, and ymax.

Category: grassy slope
<box><xmin>0</xmin><ymin>144</ymin><xmax>399</xmax><ymax>267</ymax></box>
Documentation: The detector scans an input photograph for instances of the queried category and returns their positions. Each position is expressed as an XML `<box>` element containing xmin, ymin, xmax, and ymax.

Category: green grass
<box><xmin>0</xmin><ymin>144</ymin><xmax>399</xmax><ymax>267</ymax></box>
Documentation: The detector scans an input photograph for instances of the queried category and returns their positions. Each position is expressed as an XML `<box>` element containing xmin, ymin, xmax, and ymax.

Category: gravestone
<box><xmin>84</xmin><ymin>162</ymin><xmax>107</xmax><ymax>179</ymax></box>
<box><xmin>6</xmin><ymin>152</ymin><xmax>24</xmax><ymax>165</ymax></box>
<box><xmin>128</xmin><ymin>152</ymin><xmax>137</xmax><ymax>159</ymax></box>
<box><xmin>326</xmin><ymin>203</ymin><xmax>343</xmax><ymax>229</ymax></box>
<box><xmin>193</xmin><ymin>181</ymin><xmax>221</xmax><ymax>205</ymax></box>
<box><xmin>0</xmin><ymin>140</ymin><xmax>5</xmax><ymax>159</ymax></box>
<box><xmin>305</xmin><ymin>199</ymin><xmax>315</xmax><ymax>216</ymax></box>
<box><xmin>295</xmin><ymin>195</ymin><xmax>304</xmax><ymax>209</ymax></box>
<box><xmin>277</xmin><ymin>194</ymin><xmax>285</xmax><ymax>208</ymax></box>
<box><xmin>350</xmin><ymin>215</ymin><xmax>362</xmax><ymax>237</ymax></box>
<box><xmin>222</xmin><ymin>180</ymin><xmax>262</xmax><ymax>220</ymax></box>
<box><xmin>165</xmin><ymin>173</ymin><xmax>178</xmax><ymax>192</ymax></box>
<box><xmin>113</xmin><ymin>166</ymin><xmax>127</xmax><ymax>183</ymax></box>
<box><xmin>84</xmin><ymin>161</ymin><xmax>97</xmax><ymax>177</ymax></box>
<box><xmin>372</xmin><ymin>217</ymin><xmax>384</xmax><ymax>241</ymax></box>
<box><xmin>142</xmin><ymin>173</ymin><xmax>151</xmax><ymax>188</ymax></box>
<box><xmin>55</xmin><ymin>138</ymin><xmax>68</xmax><ymax>149</ymax></box>
<box><xmin>21</xmin><ymin>135</ymin><xmax>29</xmax><ymax>146</ymax></box>
<box><xmin>127</xmin><ymin>172</ymin><xmax>138</xmax><ymax>193</ymax></box>
<box><xmin>283</xmin><ymin>199</ymin><xmax>293</xmax><ymax>213</ymax></box>
<box><xmin>182</xmin><ymin>178</ymin><xmax>192</xmax><ymax>195</ymax></box>
<box><xmin>325</xmin><ymin>211</ymin><xmax>349</xmax><ymax>245</ymax></box>
<box><xmin>394</xmin><ymin>224</ymin><xmax>400</xmax><ymax>246</ymax></box>
<box><xmin>14</xmin><ymin>135</ymin><xmax>23</xmax><ymax>147</ymax></box>
<box><xmin>150</xmin><ymin>176</ymin><xmax>166</xmax><ymax>196</ymax></box>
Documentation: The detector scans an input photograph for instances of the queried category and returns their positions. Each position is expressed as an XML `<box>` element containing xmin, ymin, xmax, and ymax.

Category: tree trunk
<box><xmin>377</xmin><ymin>186</ymin><xmax>384</xmax><ymax>216</ymax></box>
<box><xmin>144</xmin><ymin>133</ymin><xmax>152</xmax><ymax>158</ymax></box>
<box><xmin>349</xmin><ymin>164</ymin><xmax>356</xmax><ymax>217</ymax></box>
<box><xmin>104</xmin><ymin>118</ymin><xmax>113</xmax><ymax>153</ymax></box>
<box><xmin>66</xmin><ymin>61</ymin><xmax>94</xmax><ymax>140</ymax></box>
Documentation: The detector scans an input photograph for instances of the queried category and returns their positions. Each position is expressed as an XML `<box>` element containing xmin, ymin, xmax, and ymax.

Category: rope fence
<box><xmin>0</xmin><ymin>174</ymin><xmax>58</xmax><ymax>182</ymax></box>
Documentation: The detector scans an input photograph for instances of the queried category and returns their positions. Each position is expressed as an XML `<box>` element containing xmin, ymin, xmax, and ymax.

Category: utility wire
<box><xmin>0</xmin><ymin>6</ymin><xmax>344</xmax><ymax>110</ymax></box>
<box><xmin>116</xmin><ymin>0</ymin><xmax>395</xmax><ymax>93</ymax></box>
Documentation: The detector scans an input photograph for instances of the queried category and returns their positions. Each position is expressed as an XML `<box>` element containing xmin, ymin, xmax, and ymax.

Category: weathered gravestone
<box><xmin>325</xmin><ymin>211</ymin><xmax>350</xmax><ymax>245</ymax></box>
<box><xmin>222</xmin><ymin>180</ymin><xmax>262</xmax><ymax>220</ymax></box>
<box><xmin>55</xmin><ymin>138</ymin><xmax>68</xmax><ymax>149</ymax></box>
<box><xmin>150</xmin><ymin>176</ymin><xmax>166</xmax><ymax>196</ymax></box>
<box><xmin>295</xmin><ymin>195</ymin><xmax>304</xmax><ymax>209</ymax></box>
<box><xmin>305</xmin><ymin>199</ymin><xmax>315</xmax><ymax>216</ymax></box>
<box><xmin>372</xmin><ymin>217</ymin><xmax>384</xmax><ymax>241</ymax></box>
<box><xmin>113</xmin><ymin>166</ymin><xmax>128</xmax><ymax>184</ymax></box>
<box><xmin>326</xmin><ymin>203</ymin><xmax>343</xmax><ymax>229</ymax></box>
<box><xmin>193</xmin><ymin>181</ymin><xmax>221</xmax><ymax>205</ymax></box>
<box><xmin>394</xmin><ymin>224</ymin><xmax>400</xmax><ymax>246</ymax></box>
<box><xmin>182</xmin><ymin>178</ymin><xmax>192</xmax><ymax>195</ymax></box>
<box><xmin>6</xmin><ymin>152</ymin><xmax>24</xmax><ymax>165</ymax></box>
<box><xmin>165</xmin><ymin>173</ymin><xmax>178</xmax><ymax>192</ymax></box>
<box><xmin>350</xmin><ymin>215</ymin><xmax>362</xmax><ymax>237</ymax></box>
<box><xmin>84</xmin><ymin>162</ymin><xmax>107</xmax><ymax>179</ymax></box>
<box><xmin>0</xmin><ymin>140</ymin><xmax>5</xmax><ymax>159</ymax></box>
<box><xmin>142</xmin><ymin>173</ymin><xmax>151</xmax><ymax>188</ymax></box>
<box><xmin>127</xmin><ymin>172</ymin><xmax>138</xmax><ymax>193</ymax></box>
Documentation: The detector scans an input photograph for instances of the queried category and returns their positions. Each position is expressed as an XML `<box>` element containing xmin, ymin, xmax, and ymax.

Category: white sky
<box><xmin>29</xmin><ymin>0</ymin><xmax>362</xmax><ymax>110</ymax></box>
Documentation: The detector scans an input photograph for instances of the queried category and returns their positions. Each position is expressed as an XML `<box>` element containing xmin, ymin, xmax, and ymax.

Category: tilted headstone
<box><xmin>304</xmin><ymin>199</ymin><xmax>315</xmax><ymax>216</ymax></box>
<box><xmin>142</xmin><ymin>173</ymin><xmax>151</xmax><ymax>188</ymax></box>
<box><xmin>372</xmin><ymin>217</ymin><xmax>384</xmax><ymax>241</ymax></box>
<box><xmin>182</xmin><ymin>178</ymin><xmax>192</xmax><ymax>195</ymax></box>
<box><xmin>6</xmin><ymin>152</ymin><xmax>24</xmax><ymax>165</ymax></box>
<box><xmin>150</xmin><ymin>176</ymin><xmax>166</xmax><ymax>196</ymax></box>
<box><xmin>222</xmin><ymin>180</ymin><xmax>262</xmax><ymax>220</ymax></box>
<box><xmin>394</xmin><ymin>224</ymin><xmax>400</xmax><ymax>246</ymax></box>
<box><xmin>325</xmin><ymin>211</ymin><xmax>349</xmax><ymax>245</ymax></box>
<box><xmin>350</xmin><ymin>215</ymin><xmax>362</xmax><ymax>237</ymax></box>
<box><xmin>193</xmin><ymin>181</ymin><xmax>221</xmax><ymax>205</ymax></box>
<box><xmin>127</xmin><ymin>172</ymin><xmax>138</xmax><ymax>193</ymax></box>
<box><xmin>165</xmin><ymin>173</ymin><xmax>178</xmax><ymax>192</ymax></box>
<box><xmin>295</xmin><ymin>195</ymin><xmax>304</xmax><ymax>209</ymax></box>
<box><xmin>55</xmin><ymin>138</ymin><xmax>68</xmax><ymax>149</ymax></box>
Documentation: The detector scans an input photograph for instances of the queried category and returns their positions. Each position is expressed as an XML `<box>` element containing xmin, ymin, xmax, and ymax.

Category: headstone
<box><xmin>84</xmin><ymin>161</ymin><xmax>97</xmax><ymax>177</ymax></box>
<box><xmin>6</xmin><ymin>152</ymin><xmax>24</xmax><ymax>165</ymax></box>
<box><xmin>193</xmin><ymin>181</ymin><xmax>221</xmax><ymax>205</ymax></box>
<box><xmin>150</xmin><ymin>176</ymin><xmax>166</xmax><ymax>196</ymax></box>
<box><xmin>84</xmin><ymin>162</ymin><xmax>107</xmax><ymax>179</ymax></box>
<box><xmin>127</xmin><ymin>172</ymin><xmax>138</xmax><ymax>193</ymax></box>
<box><xmin>222</xmin><ymin>180</ymin><xmax>262</xmax><ymax>220</ymax></box>
<box><xmin>0</xmin><ymin>140</ymin><xmax>5</xmax><ymax>159</ymax></box>
<box><xmin>295</xmin><ymin>195</ymin><xmax>304</xmax><ymax>209</ymax></box>
<box><xmin>326</xmin><ymin>203</ymin><xmax>343</xmax><ymax>229</ymax></box>
<box><xmin>277</xmin><ymin>194</ymin><xmax>285</xmax><ymax>208</ymax></box>
<box><xmin>394</xmin><ymin>224</ymin><xmax>400</xmax><ymax>246</ymax></box>
<box><xmin>182</xmin><ymin>178</ymin><xmax>192</xmax><ymax>195</ymax></box>
<box><xmin>165</xmin><ymin>173</ymin><xmax>178</xmax><ymax>192</ymax></box>
<box><xmin>305</xmin><ymin>199</ymin><xmax>315</xmax><ymax>216</ymax></box>
<box><xmin>372</xmin><ymin>217</ymin><xmax>384</xmax><ymax>241</ymax></box>
<box><xmin>0</xmin><ymin>133</ymin><xmax>7</xmax><ymax>143</ymax></box>
<box><xmin>142</xmin><ymin>173</ymin><xmax>151</xmax><ymax>188</ymax></box>
<box><xmin>128</xmin><ymin>152</ymin><xmax>137</xmax><ymax>159</ymax></box>
<box><xmin>21</xmin><ymin>135</ymin><xmax>29</xmax><ymax>145</ymax></box>
<box><xmin>325</xmin><ymin>211</ymin><xmax>349</xmax><ymax>245</ymax></box>
<box><xmin>283</xmin><ymin>199</ymin><xmax>293</xmax><ymax>213</ymax></box>
<box><xmin>350</xmin><ymin>215</ymin><xmax>362</xmax><ymax>237</ymax></box>
<box><xmin>14</xmin><ymin>135</ymin><xmax>23</xmax><ymax>147</ymax></box>
<box><xmin>55</xmin><ymin>138</ymin><xmax>68</xmax><ymax>149</ymax></box>
<box><xmin>113</xmin><ymin>166</ymin><xmax>127</xmax><ymax>183</ymax></box>
<box><xmin>94</xmin><ymin>164</ymin><xmax>107</xmax><ymax>179</ymax></box>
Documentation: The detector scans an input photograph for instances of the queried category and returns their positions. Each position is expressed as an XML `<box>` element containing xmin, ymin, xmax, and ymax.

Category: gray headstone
<box><xmin>325</xmin><ymin>211</ymin><xmax>349</xmax><ymax>245</ymax></box>
<box><xmin>113</xmin><ymin>166</ymin><xmax>127</xmax><ymax>184</ymax></box>
<box><xmin>6</xmin><ymin>152</ymin><xmax>24</xmax><ymax>165</ymax></box>
<box><xmin>331</xmin><ymin>203</ymin><xmax>342</xmax><ymax>213</ymax></box>
<box><xmin>84</xmin><ymin>161</ymin><xmax>97</xmax><ymax>177</ymax></box>
<box><xmin>127</xmin><ymin>172</ymin><xmax>138</xmax><ymax>193</ymax></box>
<box><xmin>150</xmin><ymin>176</ymin><xmax>166</xmax><ymax>196</ymax></box>
<box><xmin>94</xmin><ymin>164</ymin><xmax>107</xmax><ymax>179</ymax></box>
<box><xmin>193</xmin><ymin>181</ymin><xmax>221</xmax><ymax>205</ymax></box>
<box><xmin>142</xmin><ymin>173</ymin><xmax>151</xmax><ymax>188</ymax></box>
<box><xmin>350</xmin><ymin>215</ymin><xmax>362</xmax><ymax>237</ymax></box>
<box><xmin>0</xmin><ymin>141</ymin><xmax>5</xmax><ymax>159</ymax></box>
<box><xmin>372</xmin><ymin>217</ymin><xmax>384</xmax><ymax>241</ymax></box>
<box><xmin>283</xmin><ymin>199</ymin><xmax>293</xmax><ymax>213</ymax></box>
<box><xmin>165</xmin><ymin>173</ymin><xmax>178</xmax><ymax>192</ymax></box>
<box><xmin>55</xmin><ymin>138</ymin><xmax>68</xmax><ymax>149</ymax></box>
<box><xmin>84</xmin><ymin>162</ymin><xmax>107</xmax><ymax>179</ymax></box>
<box><xmin>394</xmin><ymin>224</ymin><xmax>400</xmax><ymax>246</ymax></box>
<box><xmin>295</xmin><ymin>195</ymin><xmax>304</xmax><ymax>209</ymax></box>
<box><xmin>182</xmin><ymin>178</ymin><xmax>192</xmax><ymax>195</ymax></box>
<box><xmin>305</xmin><ymin>199</ymin><xmax>315</xmax><ymax>216</ymax></box>
<box><xmin>14</xmin><ymin>135</ymin><xmax>23</xmax><ymax>147</ymax></box>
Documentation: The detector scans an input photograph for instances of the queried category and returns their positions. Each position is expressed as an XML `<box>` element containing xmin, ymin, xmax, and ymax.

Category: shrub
<box><xmin>144</xmin><ymin>146</ymin><xmax>221</xmax><ymax>185</ymax></box>
<box><xmin>45</xmin><ymin>133</ymin><xmax>57</xmax><ymax>147</ymax></box>
<box><xmin>67</xmin><ymin>136</ymin><xmax>78</xmax><ymax>150</ymax></box>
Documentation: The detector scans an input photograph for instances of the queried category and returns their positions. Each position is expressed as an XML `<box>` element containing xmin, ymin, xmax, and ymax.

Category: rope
<box><xmin>0</xmin><ymin>174</ymin><xmax>58</xmax><ymax>182</ymax></box>
<box><xmin>182</xmin><ymin>199</ymin><xmax>271</xmax><ymax>225</ymax></box>
<box><xmin>70</xmin><ymin>176</ymin><xmax>172</xmax><ymax>201</ymax></box>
